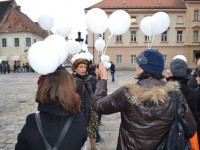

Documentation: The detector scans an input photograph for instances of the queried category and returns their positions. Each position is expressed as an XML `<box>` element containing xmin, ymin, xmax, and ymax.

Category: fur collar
<box><xmin>124</xmin><ymin>81</ymin><xmax>179</xmax><ymax>104</ymax></box>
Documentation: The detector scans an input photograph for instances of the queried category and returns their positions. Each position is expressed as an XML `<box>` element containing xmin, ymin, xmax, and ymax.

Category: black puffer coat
<box><xmin>15</xmin><ymin>102</ymin><xmax>87</xmax><ymax>150</ymax></box>
<box><xmin>92</xmin><ymin>78</ymin><xmax>196</xmax><ymax>150</ymax></box>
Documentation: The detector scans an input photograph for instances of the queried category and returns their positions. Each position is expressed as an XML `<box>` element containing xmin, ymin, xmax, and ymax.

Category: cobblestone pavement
<box><xmin>0</xmin><ymin>70</ymin><xmax>136</xmax><ymax>150</ymax></box>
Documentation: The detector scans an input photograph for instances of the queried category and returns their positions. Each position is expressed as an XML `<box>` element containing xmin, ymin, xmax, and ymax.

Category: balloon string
<box><xmin>96</xmin><ymin>51</ymin><xmax>100</xmax><ymax>63</ymax></box>
<box><xmin>149</xmin><ymin>35</ymin><xmax>155</xmax><ymax>49</ymax></box>
<box><xmin>103</xmin><ymin>33</ymin><xmax>113</xmax><ymax>55</ymax></box>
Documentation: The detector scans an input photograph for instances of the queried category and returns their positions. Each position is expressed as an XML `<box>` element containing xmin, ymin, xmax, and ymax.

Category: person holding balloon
<box><xmin>72</xmin><ymin>59</ymin><xmax>99</xmax><ymax>150</ymax></box>
<box><xmin>92</xmin><ymin>49</ymin><xmax>196</xmax><ymax>150</ymax></box>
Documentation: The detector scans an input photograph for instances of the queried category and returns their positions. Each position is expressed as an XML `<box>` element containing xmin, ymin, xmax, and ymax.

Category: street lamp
<box><xmin>75</xmin><ymin>31</ymin><xmax>84</xmax><ymax>53</ymax></box>
<box><xmin>75</xmin><ymin>31</ymin><xmax>84</xmax><ymax>45</ymax></box>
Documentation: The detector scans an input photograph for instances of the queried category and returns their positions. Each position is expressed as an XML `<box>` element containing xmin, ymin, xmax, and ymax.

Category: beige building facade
<box><xmin>86</xmin><ymin>0</ymin><xmax>200</xmax><ymax>70</ymax></box>
<box><xmin>0</xmin><ymin>0</ymin><xmax>48</xmax><ymax>70</ymax></box>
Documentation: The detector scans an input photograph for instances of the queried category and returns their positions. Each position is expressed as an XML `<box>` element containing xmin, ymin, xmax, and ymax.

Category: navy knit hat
<box><xmin>170</xmin><ymin>58</ymin><xmax>191</xmax><ymax>78</ymax></box>
<box><xmin>136</xmin><ymin>49</ymin><xmax>164</xmax><ymax>74</ymax></box>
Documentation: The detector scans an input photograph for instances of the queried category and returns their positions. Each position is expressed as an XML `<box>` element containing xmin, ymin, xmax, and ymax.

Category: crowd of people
<box><xmin>15</xmin><ymin>49</ymin><xmax>200</xmax><ymax>150</ymax></box>
<box><xmin>0</xmin><ymin>62</ymin><xmax>33</xmax><ymax>74</ymax></box>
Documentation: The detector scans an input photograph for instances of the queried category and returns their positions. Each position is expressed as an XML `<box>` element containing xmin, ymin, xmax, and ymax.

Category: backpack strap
<box><xmin>35</xmin><ymin>113</ymin><xmax>74</xmax><ymax>150</ymax></box>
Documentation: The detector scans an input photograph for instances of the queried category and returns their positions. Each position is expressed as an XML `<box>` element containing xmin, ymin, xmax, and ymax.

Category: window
<box><xmin>131</xmin><ymin>16</ymin><xmax>137</xmax><ymax>24</ymax></box>
<box><xmin>116</xmin><ymin>35</ymin><xmax>122</xmax><ymax>42</ymax></box>
<box><xmin>131</xmin><ymin>31</ymin><xmax>137</xmax><ymax>42</ymax></box>
<box><xmin>194</xmin><ymin>10</ymin><xmax>199</xmax><ymax>21</ymax></box>
<box><xmin>131</xmin><ymin>55</ymin><xmax>136</xmax><ymax>64</ymax></box>
<box><xmin>163</xmin><ymin>55</ymin><xmax>167</xmax><ymax>64</ymax></box>
<box><xmin>177</xmin><ymin>16</ymin><xmax>183</xmax><ymax>24</ymax></box>
<box><xmin>193</xmin><ymin>30</ymin><xmax>199</xmax><ymax>42</ymax></box>
<box><xmin>34</xmin><ymin>39</ymin><xmax>36</xmax><ymax>43</ymax></box>
<box><xmin>99</xmin><ymin>33</ymin><xmax>105</xmax><ymax>39</ymax></box>
<box><xmin>177</xmin><ymin>31</ymin><xmax>183</xmax><ymax>42</ymax></box>
<box><xmin>116</xmin><ymin>55</ymin><xmax>122</xmax><ymax>64</ymax></box>
<box><xmin>2</xmin><ymin>38</ymin><xmax>7</xmax><ymax>47</ymax></box>
<box><xmin>161</xmin><ymin>31</ymin><xmax>167</xmax><ymax>42</ymax></box>
<box><xmin>14</xmin><ymin>38</ymin><xmax>19</xmax><ymax>47</ymax></box>
<box><xmin>26</xmin><ymin>38</ymin><xmax>31</xmax><ymax>47</ymax></box>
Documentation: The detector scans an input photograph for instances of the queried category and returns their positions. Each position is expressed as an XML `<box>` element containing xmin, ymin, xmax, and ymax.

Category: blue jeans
<box><xmin>96</xmin><ymin>127</ymin><xmax>101</xmax><ymax>142</ymax></box>
<box><xmin>111</xmin><ymin>72</ymin><xmax>115</xmax><ymax>82</ymax></box>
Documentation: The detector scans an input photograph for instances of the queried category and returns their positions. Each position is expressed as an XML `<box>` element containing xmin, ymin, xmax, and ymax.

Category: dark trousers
<box><xmin>96</xmin><ymin>127</ymin><xmax>101</xmax><ymax>142</ymax></box>
<box><xmin>111</xmin><ymin>72</ymin><xmax>115</xmax><ymax>82</ymax></box>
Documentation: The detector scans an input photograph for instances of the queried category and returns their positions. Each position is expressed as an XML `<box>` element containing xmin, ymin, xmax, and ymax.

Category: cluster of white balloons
<box><xmin>140</xmin><ymin>12</ymin><xmax>170</xmax><ymax>36</ymax></box>
<box><xmin>86</xmin><ymin>8</ymin><xmax>131</xmax><ymax>55</ymax></box>
<box><xmin>38</xmin><ymin>13</ymin><xmax>71</xmax><ymax>38</ymax></box>
<box><xmin>28</xmin><ymin>34</ymin><xmax>90</xmax><ymax>75</ymax></box>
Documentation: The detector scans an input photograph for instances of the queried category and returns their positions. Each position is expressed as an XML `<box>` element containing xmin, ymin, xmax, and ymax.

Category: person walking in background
<box><xmin>15</xmin><ymin>67</ymin><xmax>87</xmax><ymax>150</ymax></box>
<box><xmin>188</xmin><ymin>51</ymin><xmax>200</xmax><ymax>89</ymax></box>
<box><xmin>110</xmin><ymin>61</ymin><xmax>115</xmax><ymax>82</ymax></box>
<box><xmin>92</xmin><ymin>49</ymin><xmax>196</xmax><ymax>150</ymax></box>
<box><xmin>72</xmin><ymin>59</ymin><xmax>99</xmax><ymax>150</ymax></box>
<box><xmin>166</xmin><ymin>58</ymin><xmax>200</xmax><ymax>147</ymax></box>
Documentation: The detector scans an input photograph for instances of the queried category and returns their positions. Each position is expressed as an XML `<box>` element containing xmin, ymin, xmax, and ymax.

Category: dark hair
<box><xmin>72</xmin><ymin>59</ymin><xmax>88</xmax><ymax>72</ymax></box>
<box><xmin>195</xmin><ymin>51</ymin><xmax>200</xmax><ymax>59</ymax></box>
<box><xmin>196</xmin><ymin>69</ymin><xmax>200</xmax><ymax>77</ymax></box>
<box><xmin>36</xmin><ymin>68</ymin><xmax>80</xmax><ymax>112</ymax></box>
<box><xmin>136</xmin><ymin>70</ymin><xmax>165</xmax><ymax>80</ymax></box>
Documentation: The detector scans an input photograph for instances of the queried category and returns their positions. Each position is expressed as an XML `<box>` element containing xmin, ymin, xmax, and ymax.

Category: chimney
<box><xmin>16</xmin><ymin>6</ymin><xmax>21</xmax><ymax>11</ymax></box>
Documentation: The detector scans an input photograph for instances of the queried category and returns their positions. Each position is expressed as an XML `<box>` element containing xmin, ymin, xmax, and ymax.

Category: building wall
<box><xmin>87</xmin><ymin>5</ymin><xmax>200</xmax><ymax>70</ymax></box>
<box><xmin>0</xmin><ymin>32</ymin><xmax>45</xmax><ymax>68</ymax></box>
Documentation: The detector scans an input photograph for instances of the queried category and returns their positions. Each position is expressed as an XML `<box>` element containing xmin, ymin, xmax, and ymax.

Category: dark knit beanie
<box><xmin>136</xmin><ymin>49</ymin><xmax>164</xmax><ymax>74</ymax></box>
<box><xmin>170</xmin><ymin>58</ymin><xmax>190</xmax><ymax>78</ymax></box>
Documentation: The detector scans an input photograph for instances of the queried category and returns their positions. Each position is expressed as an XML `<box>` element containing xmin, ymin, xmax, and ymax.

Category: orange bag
<box><xmin>190</xmin><ymin>132</ymin><xmax>199</xmax><ymax>150</ymax></box>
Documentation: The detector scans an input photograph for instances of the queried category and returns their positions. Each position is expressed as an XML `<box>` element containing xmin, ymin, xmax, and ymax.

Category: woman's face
<box><xmin>196</xmin><ymin>75</ymin><xmax>200</xmax><ymax>85</ymax></box>
<box><xmin>74</xmin><ymin>64</ymin><xmax>87</xmax><ymax>76</ymax></box>
<box><xmin>165</xmin><ymin>65</ymin><xmax>173</xmax><ymax>78</ymax></box>
<box><xmin>136</xmin><ymin>64</ymin><xmax>143</xmax><ymax>77</ymax></box>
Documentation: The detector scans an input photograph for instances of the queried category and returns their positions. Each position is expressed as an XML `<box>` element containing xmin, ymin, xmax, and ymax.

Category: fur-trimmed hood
<box><xmin>124</xmin><ymin>80</ymin><xmax>179</xmax><ymax>104</ymax></box>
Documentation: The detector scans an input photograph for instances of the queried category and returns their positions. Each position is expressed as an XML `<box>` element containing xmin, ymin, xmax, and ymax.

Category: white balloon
<box><xmin>28</xmin><ymin>41</ymin><xmax>59</xmax><ymax>75</ymax></box>
<box><xmin>101</xmin><ymin>55</ymin><xmax>110</xmax><ymax>62</ymax></box>
<box><xmin>108</xmin><ymin>10</ymin><xmax>131</xmax><ymax>35</ymax></box>
<box><xmin>173</xmin><ymin>55</ymin><xmax>187</xmax><ymax>63</ymax></box>
<box><xmin>95</xmin><ymin>38</ymin><xmax>106</xmax><ymax>52</ymax></box>
<box><xmin>56</xmin><ymin>24</ymin><xmax>71</xmax><ymax>38</ymax></box>
<box><xmin>140</xmin><ymin>16</ymin><xmax>154</xmax><ymax>36</ymax></box>
<box><xmin>86</xmin><ymin>8</ymin><xmax>109</xmax><ymax>34</ymax></box>
<box><xmin>66</xmin><ymin>40</ymin><xmax>82</xmax><ymax>55</ymax></box>
<box><xmin>150</xmin><ymin>12</ymin><xmax>170</xmax><ymax>34</ymax></box>
<box><xmin>104</xmin><ymin>62</ymin><xmax>111</xmax><ymax>69</ymax></box>
<box><xmin>45</xmin><ymin>35</ymin><xmax>68</xmax><ymax>65</ymax></box>
<box><xmin>38</xmin><ymin>13</ymin><xmax>54</xmax><ymax>30</ymax></box>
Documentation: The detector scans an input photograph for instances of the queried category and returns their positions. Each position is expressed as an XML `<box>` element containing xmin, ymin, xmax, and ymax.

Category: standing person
<box><xmin>188</xmin><ymin>51</ymin><xmax>200</xmax><ymax>89</ymax></box>
<box><xmin>14</xmin><ymin>63</ymin><xmax>16</xmax><ymax>73</ymax></box>
<box><xmin>7</xmin><ymin>63</ymin><xmax>10</xmax><ymax>73</ymax></box>
<box><xmin>92</xmin><ymin>49</ymin><xmax>196</xmax><ymax>150</ymax></box>
<box><xmin>72</xmin><ymin>59</ymin><xmax>98</xmax><ymax>150</ymax></box>
<box><xmin>166</xmin><ymin>58</ymin><xmax>200</xmax><ymax>146</ymax></box>
<box><xmin>110</xmin><ymin>61</ymin><xmax>115</xmax><ymax>82</ymax></box>
<box><xmin>15</xmin><ymin>67</ymin><xmax>87</xmax><ymax>150</ymax></box>
<box><xmin>87</xmin><ymin>62</ymin><xmax>104</xmax><ymax>145</ymax></box>
<box><xmin>0</xmin><ymin>63</ymin><xmax>2</xmax><ymax>74</ymax></box>
<box><xmin>195</xmin><ymin>68</ymin><xmax>200</xmax><ymax>146</ymax></box>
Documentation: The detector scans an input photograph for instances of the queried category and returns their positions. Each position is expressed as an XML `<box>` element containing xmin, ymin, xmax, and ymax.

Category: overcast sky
<box><xmin>15</xmin><ymin>0</ymin><xmax>102</xmax><ymax>39</ymax></box>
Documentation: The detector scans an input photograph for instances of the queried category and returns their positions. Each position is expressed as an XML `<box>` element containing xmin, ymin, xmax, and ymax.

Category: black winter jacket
<box><xmin>92</xmin><ymin>78</ymin><xmax>196</xmax><ymax>150</ymax></box>
<box><xmin>72</xmin><ymin>73</ymin><xmax>97</xmax><ymax>124</ymax></box>
<box><xmin>15</xmin><ymin>101</ymin><xmax>87</xmax><ymax>150</ymax></box>
<box><xmin>167</xmin><ymin>76</ymin><xmax>200</xmax><ymax>123</ymax></box>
